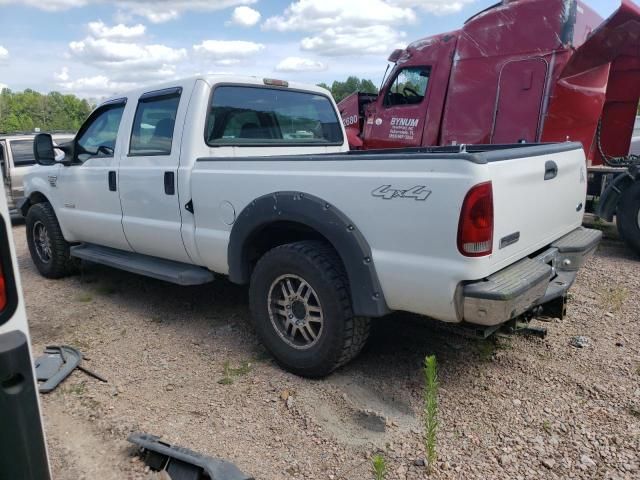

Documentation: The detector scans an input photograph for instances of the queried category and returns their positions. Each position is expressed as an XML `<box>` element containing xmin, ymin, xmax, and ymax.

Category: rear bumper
<box><xmin>461</xmin><ymin>227</ymin><xmax>602</xmax><ymax>326</ymax></box>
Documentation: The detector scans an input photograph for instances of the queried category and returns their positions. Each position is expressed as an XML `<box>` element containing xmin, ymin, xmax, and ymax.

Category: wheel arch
<box><xmin>228</xmin><ymin>191</ymin><xmax>390</xmax><ymax>317</ymax></box>
<box><xmin>19</xmin><ymin>191</ymin><xmax>51</xmax><ymax>217</ymax></box>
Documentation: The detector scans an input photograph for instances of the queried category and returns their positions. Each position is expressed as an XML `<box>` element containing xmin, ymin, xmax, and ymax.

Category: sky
<box><xmin>0</xmin><ymin>0</ymin><xmax>620</xmax><ymax>99</ymax></box>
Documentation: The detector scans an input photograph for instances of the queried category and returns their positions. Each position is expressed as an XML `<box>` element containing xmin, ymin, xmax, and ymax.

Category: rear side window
<box><xmin>130</xmin><ymin>89</ymin><xmax>181</xmax><ymax>156</ymax></box>
<box><xmin>206</xmin><ymin>86</ymin><xmax>343</xmax><ymax>146</ymax></box>
<box><xmin>9</xmin><ymin>140</ymin><xmax>36</xmax><ymax>167</ymax></box>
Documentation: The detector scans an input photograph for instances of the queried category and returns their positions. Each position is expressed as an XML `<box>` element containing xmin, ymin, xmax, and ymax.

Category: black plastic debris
<box><xmin>128</xmin><ymin>432</ymin><xmax>253</xmax><ymax>480</ymax></box>
<box><xmin>34</xmin><ymin>345</ymin><xmax>107</xmax><ymax>393</ymax></box>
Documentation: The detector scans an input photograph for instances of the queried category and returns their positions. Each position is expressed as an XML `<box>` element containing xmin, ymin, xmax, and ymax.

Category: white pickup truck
<box><xmin>21</xmin><ymin>75</ymin><xmax>601</xmax><ymax>376</ymax></box>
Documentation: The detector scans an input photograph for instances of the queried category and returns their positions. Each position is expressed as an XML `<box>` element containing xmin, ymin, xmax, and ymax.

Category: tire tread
<box><xmin>250</xmin><ymin>240</ymin><xmax>370</xmax><ymax>376</ymax></box>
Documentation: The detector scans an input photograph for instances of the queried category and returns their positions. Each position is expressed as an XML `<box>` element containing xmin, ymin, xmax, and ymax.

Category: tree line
<box><xmin>318</xmin><ymin>76</ymin><xmax>378</xmax><ymax>103</ymax></box>
<box><xmin>0</xmin><ymin>88</ymin><xmax>93</xmax><ymax>134</ymax></box>
<box><xmin>0</xmin><ymin>78</ymin><xmax>379</xmax><ymax>135</ymax></box>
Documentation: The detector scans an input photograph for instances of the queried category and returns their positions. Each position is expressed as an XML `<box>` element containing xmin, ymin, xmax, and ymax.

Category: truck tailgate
<box><xmin>487</xmin><ymin>144</ymin><xmax>587</xmax><ymax>271</ymax></box>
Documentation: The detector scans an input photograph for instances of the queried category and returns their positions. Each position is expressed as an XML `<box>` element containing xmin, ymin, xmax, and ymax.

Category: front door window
<box><xmin>76</xmin><ymin>104</ymin><xmax>125</xmax><ymax>162</ymax></box>
<box><xmin>384</xmin><ymin>67</ymin><xmax>431</xmax><ymax>107</ymax></box>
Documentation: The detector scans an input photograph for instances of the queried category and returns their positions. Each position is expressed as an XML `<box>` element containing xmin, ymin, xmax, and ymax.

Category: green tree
<box><xmin>0</xmin><ymin>89</ymin><xmax>92</xmax><ymax>134</ymax></box>
<box><xmin>318</xmin><ymin>76</ymin><xmax>378</xmax><ymax>103</ymax></box>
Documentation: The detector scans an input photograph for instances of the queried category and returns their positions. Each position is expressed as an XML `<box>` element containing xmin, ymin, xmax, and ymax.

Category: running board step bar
<box><xmin>70</xmin><ymin>244</ymin><xmax>214</xmax><ymax>286</ymax></box>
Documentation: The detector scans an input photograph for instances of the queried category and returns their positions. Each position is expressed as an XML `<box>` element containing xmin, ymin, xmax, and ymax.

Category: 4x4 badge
<box><xmin>372</xmin><ymin>185</ymin><xmax>431</xmax><ymax>201</ymax></box>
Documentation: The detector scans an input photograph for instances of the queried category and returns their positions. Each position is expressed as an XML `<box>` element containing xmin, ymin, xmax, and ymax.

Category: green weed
<box><xmin>75</xmin><ymin>293</ymin><xmax>93</xmax><ymax>303</ymax></box>
<box><xmin>600</xmin><ymin>285</ymin><xmax>628</xmax><ymax>313</ymax></box>
<box><xmin>218</xmin><ymin>360</ymin><xmax>252</xmax><ymax>385</ymax></box>
<box><xmin>423</xmin><ymin>355</ymin><xmax>439</xmax><ymax>473</ymax></box>
<box><xmin>371</xmin><ymin>454</ymin><xmax>387</xmax><ymax>480</ymax></box>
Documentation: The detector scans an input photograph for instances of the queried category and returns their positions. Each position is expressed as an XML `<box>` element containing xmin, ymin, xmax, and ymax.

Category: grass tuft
<box><xmin>371</xmin><ymin>454</ymin><xmax>387</xmax><ymax>480</ymax></box>
<box><xmin>75</xmin><ymin>293</ymin><xmax>93</xmax><ymax>303</ymax></box>
<box><xmin>423</xmin><ymin>355</ymin><xmax>439</xmax><ymax>473</ymax></box>
<box><xmin>599</xmin><ymin>285</ymin><xmax>628</xmax><ymax>313</ymax></box>
<box><xmin>218</xmin><ymin>360</ymin><xmax>252</xmax><ymax>385</ymax></box>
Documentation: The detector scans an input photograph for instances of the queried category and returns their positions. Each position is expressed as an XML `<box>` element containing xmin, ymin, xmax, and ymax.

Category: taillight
<box><xmin>457</xmin><ymin>182</ymin><xmax>494</xmax><ymax>257</ymax></box>
<box><xmin>0</xmin><ymin>217</ymin><xmax>18</xmax><ymax>326</ymax></box>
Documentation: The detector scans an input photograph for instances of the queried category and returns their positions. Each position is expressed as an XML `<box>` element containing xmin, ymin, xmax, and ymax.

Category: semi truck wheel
<box><xmin>25</xmin><ymin>202</ymin><xmax>78</xmax><ymax>278</ymax></box>
<box><xmin>249</xmin><ymin>240</ymin><xmax>370</xmax><ymax>377</ymax></box>
<box><xmin>617</xmin><ymin>181</ymin><xmax>640</xmax><ymax>255</ymax></box>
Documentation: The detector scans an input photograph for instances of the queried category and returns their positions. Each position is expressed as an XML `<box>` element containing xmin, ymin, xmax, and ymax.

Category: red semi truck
<box><xmin>339</xmin><ymin>0</ymin><xmax>640</xmax><ymax>254</ymax></box>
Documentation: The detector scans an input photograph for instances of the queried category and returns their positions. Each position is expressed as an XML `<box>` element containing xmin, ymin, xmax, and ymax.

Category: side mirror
<box><xmin>33</xmin><ymin>134</ymin><xmax>56</xmax><ymax>166</ymax></box>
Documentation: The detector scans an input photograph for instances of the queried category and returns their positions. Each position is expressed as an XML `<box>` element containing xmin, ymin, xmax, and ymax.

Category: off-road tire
<box><xmin>26</xmin><ymin>202</ymin><xmax>78</xmax><ymax>278</ymax></box>
<box><xmin>616</xmin><ymin>182</ymin><xmax>640</xmax><ymax>256</ymax></box>
<box><xmin>249</xmin><ymin>240</ymin><xmax>370</xmax><ymax>377</ymax></box>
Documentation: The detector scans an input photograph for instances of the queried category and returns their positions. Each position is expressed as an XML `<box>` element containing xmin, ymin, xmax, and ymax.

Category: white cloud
<box><xmin>54</xmin><ymin>67</ymin><xmax>70</xmax><ymax>81</ymax></box>
<box><xmin>0</xmin><ymin>1</ymin><xmax>257</xmax><ymax>22</ymax></box>
<box><xmin>193</xmin><ymin>40</ymin><xmax>265</xmax><ymax>64</ymax></box>
<box><xmin>0</xmin><ymin>83</ymin><xmax>8</xmax><ymax>91</ymax></box>
<box><xmin>275</xmin><ymin>56</ymin><xmax>326</xmax><ymax>72</ymax></box>
<box><xmin>118</xmin><ymin>1</ymin><xmax>258</xmax><ymax>23</ymax></box>
<box><xmin>263</xmin><ymin>0</ymin><xmax>415</xmax><ymax>57</ymax></box>
<box><xmin>0</xmin><ymin>45</ymin><xmax>8</xmax><ymax>61</ymax></box>
<box><xmin>88</xmin><ymin>20</ymin><xmax>146</xmax><ymax>39</ymax></box>
<box><xmin>227</xmin><ymin>6</ymin><xmax>261</xmax><ymax>27</ymax></box>
<box><xmin>69</xmin><ymin>37</ymin><xmax>186</xmax><ymax>71</ymax></box>
<box><xmin>302</xmin><ymin>25</ymin><xmax>406</xmax><ymax>56</ymax></box>
<box><xmin>57</xmin><ymin>75</ymin><xmax>135</xmax><ymax>97</ymax></box>
<box><xmin>263</xmin><ymin>0</ymin><xmax>415</xmax><ymax>32</ymax></box>
<box><xmin>390</xmin><ymin>0</ymin><xmax>476</xmax><ymax>15</ymax></box>
<box><xmin>0</xmin><ymin>0</ymin><xmax>88</xmax><ymax>11</ymax></box>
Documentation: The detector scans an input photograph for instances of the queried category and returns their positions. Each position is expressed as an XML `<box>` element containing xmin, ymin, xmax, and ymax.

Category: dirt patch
<box><xmin>14</xmin><ymin>224</ymin><xmax>640</xmax><ymax>480</ymax></box>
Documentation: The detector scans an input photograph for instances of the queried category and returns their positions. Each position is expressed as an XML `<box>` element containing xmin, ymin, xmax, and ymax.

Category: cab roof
<box><xmin>101</xmin><ymin>75</ymin><xmax>333</xmax><ymax>106</ymax></box>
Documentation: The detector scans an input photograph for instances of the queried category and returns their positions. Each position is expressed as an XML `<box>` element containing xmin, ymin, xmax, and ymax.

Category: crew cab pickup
<box><xmin>21</xmin><ymin>75</ymin><xmax>601</xmax><ymax>376</ymax></box>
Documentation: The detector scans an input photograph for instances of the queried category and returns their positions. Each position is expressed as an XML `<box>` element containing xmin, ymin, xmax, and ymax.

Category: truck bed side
<box><xmin>190</xmin><ymin>142</ymin><xmax>586</xmax><ymax>323</ymax></box>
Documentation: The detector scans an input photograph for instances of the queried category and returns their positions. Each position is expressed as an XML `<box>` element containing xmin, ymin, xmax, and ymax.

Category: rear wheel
<box><xmin>249</xmin><ymin>241</ymin><xmax>370</xmax><ymax>377</ymax></box>
<box><xmin>26</xmin><ymin>202</ymin><xmax>78</xmax><ymax>278</ymax></box>
<box><xmin>616</xmin><ymin>181</ymin><xmax>640</xmax><ymax>255</ymax></box>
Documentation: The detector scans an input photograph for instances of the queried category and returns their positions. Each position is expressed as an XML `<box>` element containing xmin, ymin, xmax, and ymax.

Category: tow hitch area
<box><xmin>128</xmin><ymin>432</ymin><xmax>253</xmax><ymax>480</ymax></box>
<box><xmin>460</xmin><ymin>295</ymin><xmax>568</xmax><ymax>340</ymax></box>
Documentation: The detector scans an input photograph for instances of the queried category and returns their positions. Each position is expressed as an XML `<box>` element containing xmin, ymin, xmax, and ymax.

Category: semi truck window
<box><xmin>9</xmin><ymin>140</ymin><xmax>37</xmax><ymax>167</ymax></box>
<box><xmin>76</xmin><ymin>104</ymin><xmax>125</xmax><ymax>162</ymax></box>
<box><xmin>384</xmin><ymin>67</ymin><xmax>431</xmax><ymax>107</ymax></box>
<box><xmin>130</xmin><ymin>93</ymin><xmax>181</xmax><ymax>156</ymax></box>
<box><xmin>206</xmin><ymin>86</ymin><xmax>343</xmax><ymax>146</ymax></box>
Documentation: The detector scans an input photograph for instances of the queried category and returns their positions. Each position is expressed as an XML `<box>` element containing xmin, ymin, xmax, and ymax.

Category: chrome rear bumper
<box><xmin>462</xmin><ymin>227</ymin><xmax>602</xmax><ymax>326</ymax></box>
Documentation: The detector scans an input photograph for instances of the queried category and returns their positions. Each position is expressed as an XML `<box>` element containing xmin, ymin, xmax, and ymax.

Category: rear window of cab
<box><xmin>205</xmin><ymin>86</ymin><xmax>343</xmax><ymax>146</ymax></box>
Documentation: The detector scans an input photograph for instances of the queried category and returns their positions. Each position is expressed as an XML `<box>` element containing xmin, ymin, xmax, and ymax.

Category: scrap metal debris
<box><xmin>128</xmin><ymin>432</ymin><xmax>253</xmax><ymax>480</ymax></box>
<box><xmin>569</xmin><ymin>336</ymin><xmax>591</xmax><ymax>349</ymax></box>
<box><xmin>34</xmin><ymin>345</ymin><xmax>107</xmax><ymax>393</ymax></box>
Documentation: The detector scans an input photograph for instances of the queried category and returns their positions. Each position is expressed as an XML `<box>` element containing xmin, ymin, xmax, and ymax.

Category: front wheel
<box><xmin>616</xmin><ymin>181</ymin><xmax>640</xmax><ymax>255</ymax></box>
<box><xmin>249</xmin><ymin>241</ymin><xmax>370</xmax><ymax>377</ymax></box>
<box><xmin>26</xmin><ymin>202</ymin><xmax>78</xmax><ymax>278</ymax></box>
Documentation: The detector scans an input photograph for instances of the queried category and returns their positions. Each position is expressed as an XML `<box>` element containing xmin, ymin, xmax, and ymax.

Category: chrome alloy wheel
<box><xmin>268</xmin><ymin>274</ymin><xmax>324</xmax><ymax>350</ymax></box>
<box><xmin>33</xmin><ymin>220</ymin><xmax>53</xmax><ymax>264</ymax></box>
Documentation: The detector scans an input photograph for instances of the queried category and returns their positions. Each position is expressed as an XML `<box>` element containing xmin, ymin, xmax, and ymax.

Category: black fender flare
<box><xmin>597</xmin><ymin>166</ymin><xmax>640</xmax><ymax>221</ymax></box>
<box><xmin>228</xmin><ymin>191</ymin><xmax>390</xmax><ymax>317</ymax></box>
<box><xmin>17</xmin><ymin>198</ymin><xmax>32</xmax><ymax>218</ymax></box>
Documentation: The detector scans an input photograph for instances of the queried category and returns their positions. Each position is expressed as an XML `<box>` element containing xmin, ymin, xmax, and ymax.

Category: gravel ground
<box><xmin>14</xmin><ymin>223</ymin><xmax>639</xmax><ymax>480</ymax></box>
